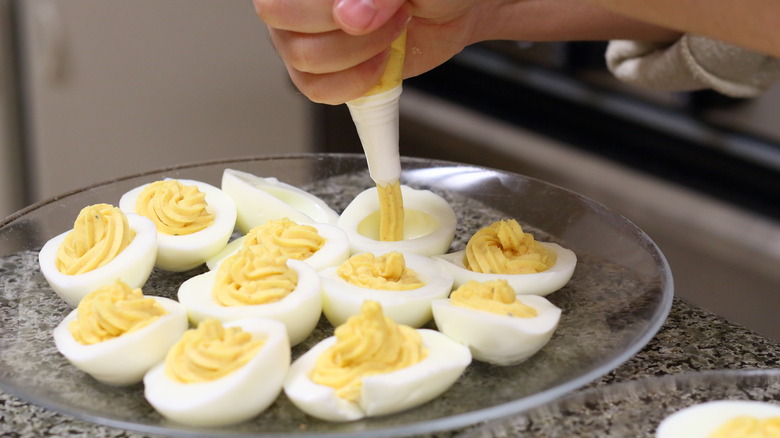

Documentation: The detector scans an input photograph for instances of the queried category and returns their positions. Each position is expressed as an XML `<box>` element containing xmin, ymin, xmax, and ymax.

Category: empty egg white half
<box><xmin>337</xmin><ymin>185</ymin><xmax>457</xmax><ymax>256</ymax></box>
<box><xmin>221</xmin><ymin>168</ymin><xmax>339</xmax><ymax>233</ymax></box>
<box><xmin>38</xmin><ymin>213</ymin><xmax>158</xmax><ymax>307</ymax></box>
<box><xmin>319</xmin><ymin>251</ymin><xmax>454</xmax><ymax>328</ymax></box>
<box><xmin>431</xmin><ymin>294</ymin><xmax>561</xmax><ymax>366</ymax></box>
<box><xmin>205</xmin><ymin>222</ymin><xmax>350</xmax><ymax>272</ymax></box>
<box><xmin>435</xmin><ymin>242</ymin><xmax>577</xmax><ymax>296</ymax></box>
<box><xmin>52</xmin><ymin>296</ymin><xmax>187</xmax><ymax>386</ymax></box>
<box><xmin>177</xmin><ymin>259</ymin><xmax>322</xmax><ymax>346</ymax></box>
<box><xmin>118</xmin><ymin>178</ymin><xmax>237</xmax><ymax>272</ymax></box>
<box><xmin>284</xmin><ymin>328</ymin><xmax>471</xmax><ymax>422</ymax></box>
<box><xmin>144</xmin><ymin>318</ymin><xmax>290</xmax><ymax>427</ymax></box>
<box><xmin>656</xmin><ymin>400</ymin><xmax>780</xmax><ymax>438</ymax></box>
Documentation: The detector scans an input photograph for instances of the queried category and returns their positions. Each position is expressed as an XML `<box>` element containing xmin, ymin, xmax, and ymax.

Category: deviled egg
<box><xmin>38</xmin><ymin>203</ymin><xmax>157</xmax><ymax>307</ymax></box>
<box><xmin>337</xmin><ymin>185</ymin><xmax>457</xmax><ymax>256</ymax></box>
<box><xmin>432</xmin><ymin>279</ymin><xmax>561</xmax><ymax>365</ymax></box>
<box><xmin>284</xmin><ymin>300</ymin><xmax>471</xmax><ymax>422</ymax></box>
<box><xmin>221</xmin><ymin>168</ymin><xmax>339</xmax><ymax>233</ymax></box>
<box><xmin>144</xmin><ymin>318</ymin><xmax>290</xmax><ymax>427</ymax></box>
<box><xmin>119</xmin><ymin>178</ymin><xmax>236</xmax><ymax>272</ymax></box>
<box><xmin>319</xmin><ymin>251</ymin><xmax>454</xmax><ymax>328</ymax></box>
<box><xmin>52</xmin><ymin>279</ymin><xmax>187</xmax><ymax>385</ymax></box>
<box><xmin>206</xmin><ymin>217</ymin><xmax>350</xmax><ymax>272</ymax></box>
<box><xmin>178</xmin><ymin>247</ymin><xmax>321</xmax><ymax>346</ymax></box>
<box><xmin>436</xmin><ymin>219</ymin><xmax>576</xmax><ymax>296</ymax></box>
<box><xmin>656</xmin><ymin>400</ymin><xmax>780</xmax><ymax>438</ymax></box>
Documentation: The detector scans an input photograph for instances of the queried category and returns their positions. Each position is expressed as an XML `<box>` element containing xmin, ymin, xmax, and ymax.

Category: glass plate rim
<box><xmin>0</xmin><ymin>152</ymin><xmax>674</xmax><ymax>437</ymax></box>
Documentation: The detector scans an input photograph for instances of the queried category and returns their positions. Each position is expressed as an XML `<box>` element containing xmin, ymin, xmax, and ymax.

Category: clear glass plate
<box><xmin>466</xmin><ymin>369</ymin><xmax>780</xmax><ymax>437</ymax></box>
<box><xmin>0</xmin><ymin>154</ymin><xmax>673</xmax><ymax>437</ymax></box>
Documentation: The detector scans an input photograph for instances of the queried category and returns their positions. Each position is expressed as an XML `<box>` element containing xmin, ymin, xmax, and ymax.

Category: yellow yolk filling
<box><xmin>365</xmin><ymin>30</ymin><xmax>406</xmax><ymax>96</ymax></box>
<box><xmin>135</xmin><ymin>180</ymin><xmax>214</xmax><ymax>236</ymax></box>
<box><xmin>337</xmin><ymin>252</ymin><xmax>423</xmax><ymax>290</ymax></box>
<box><xmin>165</xmin><ymin>318</ymin><xmax>264</xmax><ymax>384</ymax></box>
<box><xmin>464</xmin><ymin>219</ymin><xmax>556</xmax><ymax>274</ymax></box>
<box><xmin>243</xmin><ymin>218</ymin><xmax>325</xmax><ymax>262</ymax></box>
<box><xmin>212</xmin><ymin>247</ymin><xmax>298</xmax><ymax>306</ymax></box>
<box><xmin>358</xmin><ymin>207</ymin><xmax>439</xmax><ymax>241</ymax></box>
<box><xmin>710</xmin><ymin>416</ymin><xmax>780</xmax><ymax>437</ymax></box>
<box><xmin>309</xmin><ymin>300</ymin><xmax>427</xmax><ymax>401</ymax></box>
<box><xmin>56</xmin><ymin>204</ymin><xmax>136</xmax><ymax>275</ymax></box>
<box><xmin>367</xmin><ymin>31</ymin><xmax>406</xmax><ymax>242</ymax></box>
<box><xmin>450</xmin><ymin>279</ymin><xmax>537</xmax><ymax>318</ymax></box>
<box><xmin>69</xmin><ymin>279</ymin><xmax>166</xmax><ymax>345</ymax></box>
<box><xmin>377</xmin><ymin>181</ymin><xmax>405</xmax><ymax>242</ymax></box>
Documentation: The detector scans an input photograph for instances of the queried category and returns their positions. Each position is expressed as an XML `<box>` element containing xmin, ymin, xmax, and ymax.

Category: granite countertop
<box><xmin>3</xmin><ymin>297</ymin><xmax>778</xmax><ymax>438</ymax></box>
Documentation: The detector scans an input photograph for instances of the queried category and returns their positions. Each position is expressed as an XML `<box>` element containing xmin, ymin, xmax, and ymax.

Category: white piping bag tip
<box><xmin>347</xmin><ymin>85</ymin><xmax>402</xmax><ymax>185</ymax></box>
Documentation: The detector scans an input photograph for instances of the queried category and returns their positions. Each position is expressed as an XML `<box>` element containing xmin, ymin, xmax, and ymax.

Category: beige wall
<box><xmin>19</xmin><ymin>0</ymin><xmax>313</xmax><ymax>203</ymax></box>
<box><xmin>0</xmin><ymin>0</ymin><xmax>26</xmax><ymax>218</ymax></box>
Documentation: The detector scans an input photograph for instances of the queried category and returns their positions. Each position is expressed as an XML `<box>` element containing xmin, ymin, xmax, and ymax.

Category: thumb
<box><xmin>333</xmin><ymin>0</ymin><xmax>407</xmax><ymax>35</ymax></box>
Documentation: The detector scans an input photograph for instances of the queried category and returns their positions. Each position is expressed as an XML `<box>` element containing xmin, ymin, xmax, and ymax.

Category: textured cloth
<box><xmin>606</xmin><ymin>35</ymin><xmax>780</xmax><ymax>97</ymax></box>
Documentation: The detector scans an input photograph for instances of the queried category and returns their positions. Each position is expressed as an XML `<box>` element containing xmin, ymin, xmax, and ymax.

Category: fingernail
<box><xmin>335</xmin><ymin>0</ymin><xmax>377</xmax><ymax>32</ymax></box>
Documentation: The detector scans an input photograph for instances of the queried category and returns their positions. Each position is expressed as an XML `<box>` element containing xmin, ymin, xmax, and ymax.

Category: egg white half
<box><xmin>52</xmin><ymin>296</ymin><xmax>187</xmax><ymax>386</ymax></box>
<box><xmin>432</xmin><ymin>294</ymin><xmax>561</xmax><ymax>365</ymax></box>
<box><xmin>284</xmin><ymin>329</ymin><xmax>471</xmax><ymax>422</ymax></box>
<box><xmin>118</xmin><ymin>178</ymin><xmax>237</xmax><ymax>272</ymax></box>
<box><xmin>144</xmin><ymin>318</ymin><xmax>290</xmax><ymax>427</ymax></box>
<box><xmin>221</xmin><ymin>168</ymin><xmax>339</xmax><ymax>233</ymax></box>
<box><xmin>38</xmin><ymin>213</ymin><xmax>158</xmax><ymax>307</ymax></box>
<box><xmin>435</xmin><ymin>242</ymin><xmax>576</xmax><ymax>296</ymax></box>
<box><xmin>337</xmin><ymin>185</ymin><xmax>457</xmax><ymax>256</ymax></box>
<box><xmin>177</xmin><ymin>259</ymin><xmax>322</xmax><ymax>346</ymax></box>
<box><xmin>319</xmin><ymin>251</ymin><xmax>454</xmax><ymax>328</ymax></box>
<box><xmin>205</xmin><ymin>222</ymin><xmax>350</xmax><ymax>272</ymax></box>
<box><xmin>656</xmin><ymin>400</ymin><xmax>780</xmax><ymax>438</ymax></box>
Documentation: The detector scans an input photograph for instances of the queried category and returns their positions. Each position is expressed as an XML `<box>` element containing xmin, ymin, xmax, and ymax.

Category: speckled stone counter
<box><xmin>1</xmin><ymin>159</ymin><xmax>773</xmax><ymax>438</ymax></box>
<box><xmin>3</xmin><ymin>297</ymin><xmax>778</xmax><ymax>437</ymax></box>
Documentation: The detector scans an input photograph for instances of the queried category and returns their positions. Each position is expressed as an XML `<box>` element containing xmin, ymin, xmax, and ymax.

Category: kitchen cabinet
<box><xmin>9</xmin><ymin>0</ymin><xmax>313</xmax><ymax>214</ymax></box>
<box><xmin>0</xmin><ymin>0</ymin><xmax>25</xmax><ymax>218</ymax></box>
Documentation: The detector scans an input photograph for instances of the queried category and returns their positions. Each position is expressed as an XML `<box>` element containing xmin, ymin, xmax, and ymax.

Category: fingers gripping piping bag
<box><xmin>346</xmin><ymin>31</ymin><xmax>407</xmax><ymax>242</ymax></box>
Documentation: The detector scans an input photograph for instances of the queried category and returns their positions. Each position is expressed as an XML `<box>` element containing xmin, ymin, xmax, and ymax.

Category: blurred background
<box><xmin>0</xmin><ymin>0</ymin><xmax>314</xmax><ymax>217</ymax></box>
<box><xmin>1</xmin><ymin>1</ymin><xmax>779</xmax><ymax>340</ymax></box>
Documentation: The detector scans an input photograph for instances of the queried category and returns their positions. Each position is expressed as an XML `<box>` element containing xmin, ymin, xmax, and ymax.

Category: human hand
<box><xmin>254</xmin><ymin>0</ymin><xmax>482</xmax><ymax>104</ymax></box>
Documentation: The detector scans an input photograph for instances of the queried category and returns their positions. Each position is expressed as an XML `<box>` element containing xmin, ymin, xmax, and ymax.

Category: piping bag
<box><xmin>345</xmin><ymin>31</ymin><xmax>407</xmax><ymax>241</ymax></box>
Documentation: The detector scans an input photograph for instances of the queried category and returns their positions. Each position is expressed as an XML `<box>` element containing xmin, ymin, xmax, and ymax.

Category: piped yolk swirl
<box><xmin>464</xmin><ymin>219</ymin><xmax>555</xmax><ymax>274</ymax></box>
<box><xmin>243</xmin><ymin>218</ymin><xmax>325</xmax><ymax>263</ymax></box>
<box><xmin>450</xmin><ymin>279</ymin><xmax>537</xmax><ymax>318</ymax></box>
<box><xmin>69</xmin><ymin>279</ymin><xmax>165</xmax><ymax>345</ymax></box>
<box><xmin>309</xmin><ymin>300</ymin><xmax>427</xmax><ymax>401</ymax></box>
<box><xmin>212</xmin><ymin>247</ymin><xmax>298</xmax><ymax>306</ymax></box>
<box><xmin>710</xmin><ymin>416</ymin><xmax>780</xmax><ymax>438</ymax></box>
<box><xmin>337</xmin><ymin>252</ymin><xmax>423</xmax><ymax>290</ymax></box>
<box><xmin>164</xmin><ymin>318</ymin><xmax>264</xmax><ymax>384</ymax></box>
<box><xmin>135</xmin><ymin>180</ymin><xmax>214</xmax><ymax>236</ymax></box>
<box><xmin>56</xmin><ymin>203</ymin><xmax>136</xmax><ymax>275</ymax></box>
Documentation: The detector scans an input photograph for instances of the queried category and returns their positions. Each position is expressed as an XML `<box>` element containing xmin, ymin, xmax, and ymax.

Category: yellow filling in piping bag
<box><xmin>346</xmin><ymin>31</ymin><xmax>406</xmax><ymax>187</ymax></box>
